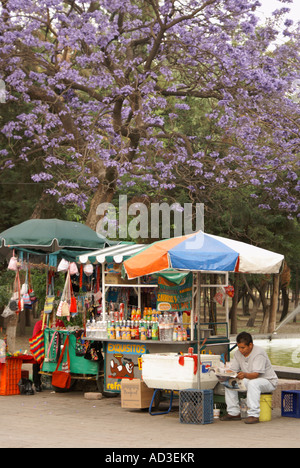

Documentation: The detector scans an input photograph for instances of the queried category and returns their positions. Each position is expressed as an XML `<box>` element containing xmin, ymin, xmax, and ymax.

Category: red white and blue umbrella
<box><xmin>124</xmin><ymin>231</ymin><xmax>284</xmax><ymax>279</ymax></box>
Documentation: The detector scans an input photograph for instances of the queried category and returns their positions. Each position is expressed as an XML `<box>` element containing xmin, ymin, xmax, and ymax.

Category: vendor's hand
<box><xmin>237</xmin><ymin>372</ymin><xmax>247</xmax><ymax>380</ymax></box>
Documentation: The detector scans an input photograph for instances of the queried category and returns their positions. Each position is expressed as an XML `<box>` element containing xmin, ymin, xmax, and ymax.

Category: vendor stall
<box><xmin>77</xmin><ymin>243</ymin><xmax>232</xmax><ymax>394</ymax></box>
<box><xmin>123</xmin><ymin>230</ymin><xmax>284</xmax><ymax>395</ymax></box>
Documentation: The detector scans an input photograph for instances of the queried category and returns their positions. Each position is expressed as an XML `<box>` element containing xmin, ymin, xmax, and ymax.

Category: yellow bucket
<box><xmin>259</xmin><ymin>394</ymin><xmax>273</xmax><ymax>422</ymax></box>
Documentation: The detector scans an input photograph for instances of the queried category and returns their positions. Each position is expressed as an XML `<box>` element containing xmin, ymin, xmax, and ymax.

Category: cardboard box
<box><xmin>121</xmin><ymin>378</ymin><xmax>154</xmax><ymax>409</ymax></box>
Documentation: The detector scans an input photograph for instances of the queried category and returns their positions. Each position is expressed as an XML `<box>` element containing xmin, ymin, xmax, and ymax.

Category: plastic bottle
<box><xmin>147</xmin><ymin>321</ymin><xmax>152</xmax><ymax>340</ymax></box>
<box><xmin>94</xmin><ymin>320</ymin><xmax>100</xmax><ymax>339</ymax></box>
<box><xmin>109</xmin><ymin>321</ymin><xmax>116</xmax><ymax>340</ymax></box>
<box><xmin>107</xmin><ymin>320</ymin><xmax>111</xmax><ymax>339</ymax></box>
<box><xmin>140</xmin><ymin>321</ymin><xmax>147</xmax><ymax>341</ymax></box>
<box><xmin>116</xmin><ymin>321</ymin><xmax>121</xmax><ymax>340</ymax></box>
<box><xmin>121</xmin><ymin>321</ymin><xmax>126</xmax><ymax>340</ymax></box>
<box><xmin>91</xmin><ymin>320</ymin><xmax>96</xmax><ymax>339</ymax></box>
<box><xmin>119</xmin><ymin>303</ymin><xmax>124</xmax><ymax>321</ymax></box>
<box><xmin>152</xmin><ymin>321</ymin><xmax>159</xmax><ymax>340</ymax></box>
<box><xmin>159</xmin><ymin>316</ymin><xmax>166</xmax><ymax>342</ymax></box>
<box><xmin>86</xmin><ymin>320</ymin><xmax>91</xmax><ymax>339</ymax></box>
<box><xmin>135</xmin><ymin>321</ymin><xmax>139</xmax><ymax>340</ymax></box>
<box><xmin>126</xmin><ymin>321</ymin><xmax>131</xmax><ymax>340</ymax></box>
<box><xmin>130</xmin><ymin>321</ymin><xmax>136</xmax><ymax>340</ymax></box>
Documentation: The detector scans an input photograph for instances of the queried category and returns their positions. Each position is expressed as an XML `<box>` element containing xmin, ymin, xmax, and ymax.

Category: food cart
<box><xmin>77</xmin><ymin>243</ymin><xmax>232</xmax><ymax>395</ymax></box>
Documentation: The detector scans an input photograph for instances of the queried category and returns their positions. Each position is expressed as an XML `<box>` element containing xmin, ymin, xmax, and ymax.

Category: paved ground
<box><xmin>0</xmin><ymin>389</ymin><xmax>299</xmax><ymax>449</ymax></box>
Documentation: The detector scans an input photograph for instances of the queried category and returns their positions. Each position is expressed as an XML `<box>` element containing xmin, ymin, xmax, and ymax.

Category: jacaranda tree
<box><xmin>0</xmin><ymin>0</ymin><xmax>299</xmax><ymax>228</ymax></box>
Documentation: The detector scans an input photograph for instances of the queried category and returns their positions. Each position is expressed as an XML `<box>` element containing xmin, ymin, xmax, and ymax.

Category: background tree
<box><xmin>0</xmin><ymin>0</ymin><xmax>299</xmax><ymax>230</ymax></box>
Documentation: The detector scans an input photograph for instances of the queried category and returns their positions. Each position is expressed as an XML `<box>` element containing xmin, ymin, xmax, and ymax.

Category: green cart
<box><xmin>41</xmin><ymin>328</ymin><xmax>103</xmax><ymax>392</ymax></box>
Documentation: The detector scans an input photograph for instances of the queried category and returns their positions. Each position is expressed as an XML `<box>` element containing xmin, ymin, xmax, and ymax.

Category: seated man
<box><xmin>221</xmin><ymin>331</ymin><xmax>278</xmax><ymax>424</ymax></box>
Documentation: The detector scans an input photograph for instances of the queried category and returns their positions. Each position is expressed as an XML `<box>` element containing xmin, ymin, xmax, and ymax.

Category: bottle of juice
<box><xmin>131</xmin><ymin>308</ymin><xmax>136</xmax><ymax>321</ymax></box>
<box><xmin>109</xmin><ymin>321</ymin><xmax>116</xmax><ymax>340</ymax></box>
<box><xmin>126</xmin><ymin>320</ymin><xmax>131</xmax><ymax>340</ymax></box>
<box><xmin>136</xmin><ymin>308</ymin><xmax>141</xmax><ymax>320</ymax></box>
<box><xmin>116</xmin><ymin>321</ymin><xmax>121</xmax><ymax>340</ymax></box>
<box><xmin>135</xmin><ymin>321</ymin><xmax>139</xmax><ymax>340</ymax></box>
<box><xmin>121</xmin><ymin>320</ymin><xmax>126</xmax><ymax>340</ymax></box>
<box><xmin>107</xmin><ymin>320</ymin><xmax>111</xmax><ymax>339</ymax></box>
<box><xmin>130</xmin><ymin>321</ymin><xmax>136</xmax><ymax>340</ymax></box>
<box><xmin>152</xmin><ymin>321</ymin><xmax>159</xmax><ymax>340</ymax></box>
<box><xmin>147</xmin><ymin>322</ymin><xmax>152</xmax><ymax>340</ymax></box>
<box><xmin>140</xmin><ymin>321</ymin><xmax>147</xmax><ymax>341</ymax></box>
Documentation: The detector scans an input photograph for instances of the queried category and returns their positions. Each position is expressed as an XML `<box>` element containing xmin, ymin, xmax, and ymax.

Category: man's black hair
<box><xmin>236</xmin><ymin>331</ymin><xmax>253</xmax><ymax>346</ymax></box>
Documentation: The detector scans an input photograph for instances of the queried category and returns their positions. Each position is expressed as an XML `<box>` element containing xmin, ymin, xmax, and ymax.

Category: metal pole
<box><xmin>196</xmin><ymin>272</ymin><xmax>201</xmax><ymax>390</ymax></box>
<box><xmin>102</xmin><ymin>262</ymin><xmax>106</xmax><ymax>320</ymax></box>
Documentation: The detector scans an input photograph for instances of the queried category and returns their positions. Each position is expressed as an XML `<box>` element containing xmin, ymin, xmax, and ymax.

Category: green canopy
<box><xmin>0</xmin><ymin>218</ymin><xmax>116</xmax><ymax>252</ymax></box>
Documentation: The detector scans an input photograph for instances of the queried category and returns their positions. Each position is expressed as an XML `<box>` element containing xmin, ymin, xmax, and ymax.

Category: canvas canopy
<box><xmin>0</xmin><ymin>218</ymin><xmax>114</xmax><ymax>251</ymax></box>
<box><xmin>123</xmin><ymin>231</ymin><xmax>284</xmax><ymax>279</ymax></box>
<box><xmin>77</xmin><ymin>243</ymin><xmax>146</xmax><ymax>265</ymax></box>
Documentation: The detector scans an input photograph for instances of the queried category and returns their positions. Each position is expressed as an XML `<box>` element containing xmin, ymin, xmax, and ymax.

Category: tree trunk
<box><xmin>6</xmin><ymin>313</ymin><xmax>18</xmax><ymax>353</ymax></box>
<box><xmin>85</xmin><ymin>167</ymin><xmax>117</xmax><ymax>231</ymax></box>
<box><xmin>230</xmin><ymin>274</ymin><xmax>239</xmax><ymax>335</ymax></box>
<box><xmin>280</xmin><ymin>286</ymin><xmax>289</xmax><ymax>322</ymax></box>
<box><xmin>268</xmin><ymin>274</ymin><xmax>280</xmax><ymax>334</ymax></box>
<box><xmin>259</xmin><ymin>281</ymin><xmax>270</xmax><ymax>334</ymax></box>
<box><xmin>242</xmin><ymin>275</ymin><xmax>260</xmax><ymax>328</ymax></box>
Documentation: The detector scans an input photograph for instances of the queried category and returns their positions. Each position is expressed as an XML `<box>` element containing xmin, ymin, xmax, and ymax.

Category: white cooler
<box><xmin>142</xmin><ymin>353</ymin><xmax>220</xmax><ymax>391</ymax></box>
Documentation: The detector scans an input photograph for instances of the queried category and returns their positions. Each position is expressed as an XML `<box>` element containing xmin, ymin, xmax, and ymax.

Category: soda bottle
<box><xmin>126</xmin><ymin>321</ymin><xmax>131</xmax><ymax>340</ymax></box>
<box><xmin>147</xmin><ymin>322</ymin><xmax>152</xmax><ymax>340</ymax></box>
<box><xmin>135</xmin><ymin>321</ymin><xmax>139</xmax><ymax>340</ymax></box>
<box><xmin>107</xmin><ymin>320</ymin><xmax>111</xmax><ymax>340</ymax></box>
<box><xmin>121</xmin><ymin>321</ymin><xmax>126</xmax><ymax>340</ymax></box>
<box><xmin>140</xmin><ymin>321</ymin><xmax>147</xmax><ymax>341</ymax></box>
<box><xmin>116</xmin><ymin>321</ymin><xmax>121</xmax><ymax>340</ymax></box>
<box><xmin>130</xmin><ymin>320</ymin><xmax>136</xmax><ymax>340</ymax></box>
<box><xmin>119</xmin><ymin>303</ymin><xmax>124</xmax><ymax>321</ymax></box>
<box><xmin>152</xmin><ymin>322</ymin><xmax>159</xmax><ymax>340</ymax></box>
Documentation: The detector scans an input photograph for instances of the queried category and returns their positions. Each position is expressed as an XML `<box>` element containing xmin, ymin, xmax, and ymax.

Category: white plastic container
<box><xmin>142</xmin><ymin>353</ymin><xmax>220</xmax><ymax>390</ymax></box>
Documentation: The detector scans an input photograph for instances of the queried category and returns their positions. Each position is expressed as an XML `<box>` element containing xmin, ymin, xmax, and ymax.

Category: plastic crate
<box><xmin>281</xmin><ymin>390</ymin><xmax>300</xmax><ymax>418</ymax></box>
<box><xmin>179</xmin><ymin>389</ymin><xmax>214</xmax><ymax>425</ymax></box>
<box><xmin>0</xmin><ymin>358</ymin><xmax>23</xmax><ymax>395</ymax></box>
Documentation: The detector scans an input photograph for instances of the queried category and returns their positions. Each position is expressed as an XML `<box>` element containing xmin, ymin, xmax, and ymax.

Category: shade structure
<box><xmin>77</xmin><ymin>243</ymin><xmax>147</xmax><ymax>265</ymax></box>
<box><xmin>123</xmin><ymin>231</ymin><xmax>284</xmax><ymax>279</ymax></box>
<box><xmin>0</xmin><ymin>218</ymin><xmax>114</xmax><ymax>252</ymax></box>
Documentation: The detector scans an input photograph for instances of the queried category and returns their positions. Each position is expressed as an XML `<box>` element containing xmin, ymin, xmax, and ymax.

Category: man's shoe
<box><xmin>220</xmin><ymin>413</ymin><xmax>241</xmax><ymax>421</ymax></box>
<box><xmin>244</xmin><ymin>416</ymin><xmax>259</xmax><ymax>424</ymax></box>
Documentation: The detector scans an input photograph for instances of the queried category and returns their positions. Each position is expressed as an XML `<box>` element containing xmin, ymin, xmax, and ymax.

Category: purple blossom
<box><xmin>0</xmin><ymin>0</ymin><xmax>298</xmax><ymax>220</ymax></box>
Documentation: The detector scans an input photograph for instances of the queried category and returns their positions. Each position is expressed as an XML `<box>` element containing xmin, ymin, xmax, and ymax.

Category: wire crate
<box><xmin>0</xmin><ymin>358</ymin><xmax>23</xmax><ymax>396</ymax></box>
<box><xmin>281</xmin><ymin>390</ymin><xmax>300</xmax><ymax>418</ymax></box>
<box><xmin>179</xmin><ymin>389</ymin><xmax>214</xmax><ymax>425</ymax></box>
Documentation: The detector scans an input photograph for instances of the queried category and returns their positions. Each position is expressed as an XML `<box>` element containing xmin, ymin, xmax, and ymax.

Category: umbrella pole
<box><xmin>196</xmin><ymin>272</ymin><xmax>201</xmax><ymax>390</ymax></box>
